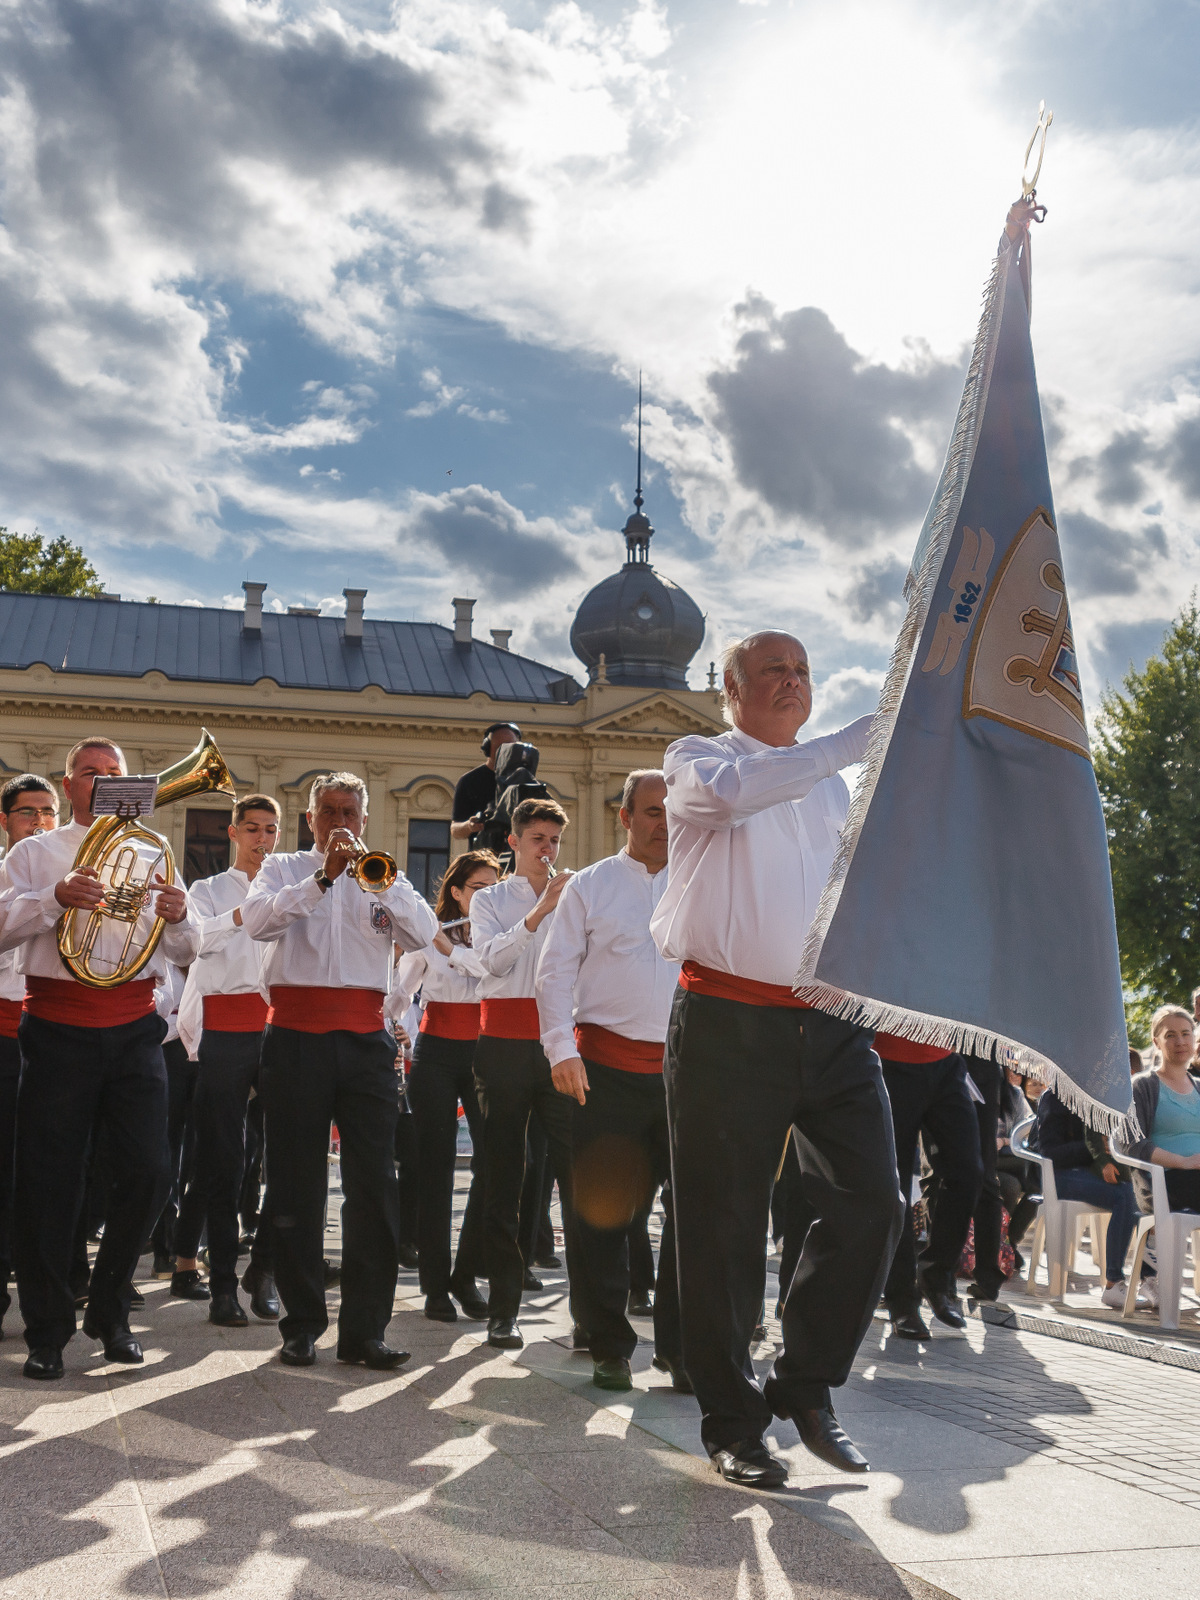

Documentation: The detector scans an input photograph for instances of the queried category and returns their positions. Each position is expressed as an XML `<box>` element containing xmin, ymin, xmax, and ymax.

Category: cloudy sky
<box><xmin>3</xmin><ymin>0</ymin><xmax>1199</xmax><ymax>729</ymax></box>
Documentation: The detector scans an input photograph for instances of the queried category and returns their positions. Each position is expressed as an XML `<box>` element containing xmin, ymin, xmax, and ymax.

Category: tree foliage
<box><xmin>0</xmin><ymin>527</ymin><xmax>104</xmax><ymax>597</ymax></box>
<box><xmin>1094</xmin><ymin>603</ymin><xmax>1200</xmax><ymax>1037</ymax></box>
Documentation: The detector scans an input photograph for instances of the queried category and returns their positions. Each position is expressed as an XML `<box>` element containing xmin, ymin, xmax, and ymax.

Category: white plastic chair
<box><xmin>1012</xmin><ymin>1117</ymin><xmax>1115</xmax><ymax>1299</ymax></box>
<box><xmin>1111</xmin><ymin>1150</ymin><xmax>1200</xmax><ymax>1332</ymax></box>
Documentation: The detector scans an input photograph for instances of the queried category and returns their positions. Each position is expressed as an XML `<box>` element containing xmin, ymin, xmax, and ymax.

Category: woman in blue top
<box><xmin>1126</xmin><ymin>1006</ymin><xmax>1200</xmax><ymax>1214</ymax></box>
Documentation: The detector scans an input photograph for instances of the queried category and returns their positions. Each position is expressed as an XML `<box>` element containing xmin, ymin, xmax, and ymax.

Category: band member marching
<box><xmin>242</xmin><ymin>773</ymin><xmax>437</xmax><ymax>1370</ymax></box>
<box><xmin>174</xmin><ymin>794</ymin><xmax>284</xmax><ymax>1326</ymax></box>
<box><xmin>536</xmin><ymin>769</ymin><xmax>687</xmax><ymax>1394</ymax></box>
<box><xmin>0</xmin><ymin>774</ymin><xmax>60</xmax><ymax>1338</ymax></box>
<box><xmin>0</xmin><ymin>738</ymin><xmax>201</xmax><ymax>1379</ymax></box>
<box><xmin>392</xmin><ymin>848</ymin><xmax>500</xmax><ymax>1324</ymax></box>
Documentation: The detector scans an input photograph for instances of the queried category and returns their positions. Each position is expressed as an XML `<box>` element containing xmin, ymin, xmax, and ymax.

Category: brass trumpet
<box><xmin>344</xmin><ymin>837</ymin><xmax>398</xmax><ymax>893</ymax></box>
<box><xmin>57</xmin><ymin>729</ymin><xmax>236</xmax><ymax>988</ymax></box>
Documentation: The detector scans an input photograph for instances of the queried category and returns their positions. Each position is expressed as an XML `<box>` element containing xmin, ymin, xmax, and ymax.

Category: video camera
<box><xmin>477</xmin><ymin>740</ymin><xmax>550</xmax><ymax>860</ymax></box>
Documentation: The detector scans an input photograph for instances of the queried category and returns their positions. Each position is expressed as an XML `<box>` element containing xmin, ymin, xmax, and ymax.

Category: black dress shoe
<box><xmin>240</xmin><ymin>1265</ymin><xmax>280</xmax><ymax>1320</ymax></box>
<box><xmin>280</xmin><ymin>1333</ymin><xmax>317</xmax><ymax>1366</ymax></box>
<box><xmin>70</xmin><ymin>1279</ymin><xmax>91</xmax><ymax>1309</ymax></box>
<box><xmin>425</xmin><ymin>1292</ymin><xmax>458</xmax><ymax>1322</ymax></box>
<box><xmin>82</xmin><ymin>1316</ymin><xmax>144</xmax><ymax>1365</ymax></box>
<box><xmin>534</xmin><ymin>1253</ymin><xmax>561</xmax><ymax>1269</ymax></box>
<box><xmin>451</xmin><ymin>1283</ymin><xmax>490</xmax><ymax>1321</ymax></box>
<box><xmin>711</xmin><ymin>1439</ymin><xmax>788</xmax><ymax>1488</ymax></box>
<box><xmin>626</xmin><ymin>1290</ymin><xmax>654</xmax><ymax>1317</ymax></box>
<box><xmin>651</xmin><ymin>1354</ymin><xmax>694</xmax><ymax>1394</ymax></box>
<box><xmin>487</xmin><ymin>1316</ymin><xmax>523</xmax><ymax>1349</ymax></box>
<box><xmin>210</xmin><ymin>1293</ymin><xmax>249</xmax><ymax>1327</ymax></box>
<box><xmin>128</xmin><ymin>1287</ymin><xmax>145</xmax><ymax>1307</ymax></box>
<box><xmin>789</xmin><ymin>1406</ymin><xmax>869</xmax><ymax>1472</ymax></box>
<box><xmin>965</xmin><ymin>1280</ymin><xmax>1000</xmax><ymax>1304</ymax></box>
<box><xmin>571</xmin><ymin>1322</ymin><xmax>590</xmax><ymax>1351</ymax></box>
<box><xmin>338</xmin><ymin>1339</ymin><xmax>410</xmax><ymax>1370</ymax></box>
<box><xmin>592</xmin><ymin>1356</ymin><xmax>633</xmax><ymax>1391</ymax></box>
<box><xmin>397</xmin><ymin>1243</ymin><xmax>420</xmax><ymax>1271</ymax></box>
<box><xmin>522</xmin><ymin>1268</ymin><xmax>543</xmax><ymax>1292</ymax></box>
<box><xmin>152</xmin><ymin>1251</ymin><xmax>174</xmax><ymax>1279</ymax></box>
<box><xmin>170</xmin><ymin>1269</ymin><xmax>210</xmax><ymax>1302</ymax></box>
<box><xmin>889</xmin><ymin>1307</ymin><xmax>930</xmax><ymax>1341</ymax></box>
<box><xmin>925</xmin><ymin>1289</ymin><xmax>967</xmax><ymax>1330</ymax></box>
<box><xmin>23</xmin><ymin>1346</ymin><xmax>64</xmax><ymax>1380</ymax></box>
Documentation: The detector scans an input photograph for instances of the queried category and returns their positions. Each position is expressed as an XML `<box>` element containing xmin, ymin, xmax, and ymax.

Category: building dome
<box><xmin>570</xmin><ymin>400</ymin><xmax>705</xmax><ymax>691</ymax></box>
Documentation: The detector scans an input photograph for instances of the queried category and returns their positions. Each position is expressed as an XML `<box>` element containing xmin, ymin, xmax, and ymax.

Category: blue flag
<box><xmin>797</xmin><ymin>202</ymin><xmax>1131</xmax><ymax>1128</ymax></box>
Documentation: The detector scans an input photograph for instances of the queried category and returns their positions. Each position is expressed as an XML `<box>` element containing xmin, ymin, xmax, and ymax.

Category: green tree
<box><xmin>1094</xmin><ymin>602</ymin><xmax>1200</xmax><ymax>1040</ymax></box>
<box><xmin>0</xmin><ymin>527</ymin><xmax>104</xmax><ymax>597</ymax></box>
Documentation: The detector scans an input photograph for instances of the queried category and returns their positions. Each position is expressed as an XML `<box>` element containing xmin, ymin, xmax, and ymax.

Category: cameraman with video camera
<box><xmin>451</xmin><ymin>724</ymin><xmax>521</xmax><ymax>849</ymax></box>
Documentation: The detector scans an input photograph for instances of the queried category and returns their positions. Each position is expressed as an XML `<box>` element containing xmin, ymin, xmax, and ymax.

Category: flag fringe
<box><xmin>794</xmin><ymin>982</ymin><xmax>1139</xmax><ymax>1139</ymax></box>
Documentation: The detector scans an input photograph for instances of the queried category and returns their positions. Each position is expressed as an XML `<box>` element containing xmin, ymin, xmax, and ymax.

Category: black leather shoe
<box><xmin>889</xmin><ymin>1307</ymin><xmax>930</xmax><ymax>1340</ymax></box>
<box><xmin>790</xmin><ymin>1406</ymin><xmax>869</xmax><ymax>1472</ymax></box>
<box><xmin>425</xmin><ymin>1292</ymin><xmax>457</xmax><ymax>1322</ymax></box>
<box><xmin>24</xmin><ymin>1346</ymin><xmax>64</xmax><ymax>1380</ymax></box>
<box><xmin>280</xmin><ymin>1333</ymin><xmax>316</xmax><ymax>1366</ymax></box>
<box><xmin>83</xmin><ymin>1316</ymin><xmax>143</xmax><ymax>1364</ymax></box>
<box><xmin>711</xmin><ymin>1439</ymin><xmax>788</xmax><ymax>1489</ymax></box>
<box><xmin>571</xmin><ymin>1322</ymin><xmax>590</xmax><ymax>1351</ymax></box>
<box><xmin>965</xmin><ymin>1280</ymin><xmax>1000</xmax><ymax>1304</ymax></box>
<box><xmin>925</xmin><ymin>1289</ymin><xmax>968</xmax><ymax>1330</ymax></box>
<box><xmin>241</xmin><ymin>1265</ymin><xmax>280</xmax><ymax>1320</ymax></box>
<box><xmin>522</xmin><ymin>1268</ymin><xmax>543</xmax><ymax>1292</ymax></box>
<box><xmin>451</xmin><ymin>1281</ymin><xmax>490</xmax><ymax>1321</ymax></box>
<box><xmin>534</xmin><ymin>1253</ymin><xmax>561</xmax><ymax>1269</ymax></box>
<box><xmin>626</xmin><ymin>1290</ymin><xmax>654</xmax><ymax>1317</ymax></box>
<box><xmin>397</xmin><ymin>1243</ymin><xmax>419</xmax><ymax>1271</ymax></box>
<box><xmin>170</xmin><ymin>1269</ymin><xmax>210</xmax><ymax>1302</ymax></box>
<box><xmin>338</xmin><ymin>1339</ymin><xmax>410</xmax><ymax>1370</ymax></box>
<box><xmin>129</xmin><ymin>1287</ymin><xmax>145</xmax><ymax>1307</ymax></box>
<box><xmin>152</xmin><ymin>1251</ymin><xmax>174</xmax><ymax>1279</ymax></box>
<box><xmin>210</xmin><ymin>1293</ymin><xmax>249</xmax><ymax>1327</ymax></box>
<box><xmin>592</xmin><ymin>1356</ymin><xmax>633</xmax><ymax>1391</ymax></box>
<box><xmin>651</xmin><ymin>1354</ymin><xmax>694</xmax><ymax>1394</ymax></box>
<box><xmin>487</xmin><ymin>1316</ymin><xmax>523</xmax><ymax>1349</ymax></box>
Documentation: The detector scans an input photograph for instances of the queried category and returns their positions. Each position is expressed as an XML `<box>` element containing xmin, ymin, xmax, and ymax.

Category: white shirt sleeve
<box><xmin>160</xmin><ymin>898</ymin><xmax>202</xmax><ymax>966</ymax></box>
<box><xmin>446</xmin><ymin>942</ymin><xmax>486</xmax><ymax>979</ymax></box>
<box><xmin>470</xmin><ymin>887</ymin><xmax>535</xmax><ymax>977</ymax></box>
<box><xmin>391</xmin><ymin>949</ymin><xmax>429</xmax><ymax>1010</ymax></box>
<box><xmin>535</xmin><ymin>877</ymin><xmax>589</xmax><ymax>1068</ymax></box>
<box><xmin>0</xmin><ymin>846</ymin><xmax>66</xmax><ymax>954</ymax></box>
<box><xmin>377</xmin><ymin>877</ymin><xmax>439</xmax><ymax>954</ymax></box>
<box><xmin>242</xmin><ymin>859</ymin><xmax>325</xmax><ymax>941</ymax></box>
<box><xmin>665</xmin><ymin>717</ymin><xmax>872</xmax><ymax>830</ymax></box>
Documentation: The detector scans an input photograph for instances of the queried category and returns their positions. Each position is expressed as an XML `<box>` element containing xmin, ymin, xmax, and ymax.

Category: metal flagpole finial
<box><xmin>1022</xmin><ymin>100</ymin><xmax>1053</xmax><ymax>202</ymax></box>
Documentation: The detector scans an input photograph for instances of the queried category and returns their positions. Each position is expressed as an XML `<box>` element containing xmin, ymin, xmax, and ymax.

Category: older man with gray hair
<box><xmin>651</xmin><ymin>631</ymin><xmax>903</xmax><ymax>1487</ymax></box>
<box><xmin>243</xmin><ymin>772</ymin><xmax>437</xmax><ymax>1371</ymax></box>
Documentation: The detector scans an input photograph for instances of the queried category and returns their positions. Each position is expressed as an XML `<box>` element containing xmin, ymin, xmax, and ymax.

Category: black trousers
<box><xmin>407</xmin><ymin>1032</ymin><xmax>485</xmax><ymax>1297</ymax></box>
<box><xmin>666</xmin><ymin>991</ymin><xmax>902</xmax><ymax>1454</ymax></box>
<box><xmin>569</xmin><ymin>1059</ymin><xmax>681</xmax><ymax>1364</ymax></box>
<box><xmin>996</xmin><ymin>1151</ymin><xmax>1039</xmax><ymax>1248</ymax></box>
<box><xmin>517</xmin><ymin>1123</ymin><xmax>556</xmax><ymax>1266</ymax></box>
<box><xmin>1166</xmin><ymin>1170</ymin><xmax>1200</xmax><ymax>1210</ymax></box>
<box><xmin>0</xmin><ymin>1035</ymin><xmax>19</xmax><ymax>1313</ymax></box>
<box><xmin>882</xmin><ymin>1054</ymin><xmax>982</xmax><ymax>1309</ymax></box>
<box><xmin>152</xmin><ymin>1039</ymin><xmax>199</xmax><ymax>1258</ymax></box>
<box><xmin>241</xmin><ymin>1094</ymin><xmax>265</xmax><ymax>1234</ymax></box>
<box><xmin>628</xmin><ymin>1199</ymin><xmax>656</xmax><ymax>1295</ymax></box>
<box><xmin>175</xmin><ymin>1030</ymin><xmax>272</xmax><ymax>1296</ymax></box>
<box><xmin>15</xmin><ymin>1010</ymin><xmax>170</xmax><ymax>1350</ymax></box>
<box><xmin>961</xmin><ymin>1054</ymin><xmax>1005</xmax><ymax>1296</ymax></box>
<box><xmin>473</xmin><ymin>1035</ymin><xmax>576</xmax><ymax>1320</ymax></box>
<box><xmin>260</xmin><ymin>1024</ymin><xmax>400</xmax><ymax>1348</ymax></box>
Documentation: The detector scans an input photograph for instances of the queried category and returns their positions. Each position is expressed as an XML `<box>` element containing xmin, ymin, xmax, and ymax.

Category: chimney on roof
<box><xmin>452</xmin><ymin>596</ymin><xmax>475</xmax><ymax>647</ymax></box>
<box><xmin>242</xmin><ymin>581</ymin><xmax>266</xmax><ymax>635</ymax></box>
<box><xmin>99</xmin><ymin>592</ymin><xmax>120</xmax><ymax>602</ymax></box>
<box><xmin>490</xmin><ymin>628</ymin><xmax>512</xmax><ymax>651</ymax></box>
<box><xmin>343</xmin><ymin>588</ymin><xmax>366</xmax><ymax>643</ymax></box>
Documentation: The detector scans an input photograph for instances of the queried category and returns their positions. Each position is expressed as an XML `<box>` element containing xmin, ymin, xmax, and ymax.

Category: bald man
<box><xmin>651</xmin><ymin>631</ymin><xmax>903</xmax><ymax>1487</ymax></box>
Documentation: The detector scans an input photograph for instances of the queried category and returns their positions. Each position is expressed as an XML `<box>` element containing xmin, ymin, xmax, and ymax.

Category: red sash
<box><xmin>874</xmin><ymin>1031</ymin><xmax>953</xmax><ymax>1064</ymax></box>
<box><xmin>204</xmin><ymin>992</ymin><xmax>270</xmax><ymax>1033</ymax></box>
<box><xmin>575</xmin><ymin>1023</ymin><xmax>663</xmax><ymax>1075</ymax></box>
<box><xmin>679</xmin><ymin>961</ymin><xmax>812</xmax><ymax>1010</ymax></box>
<box><xmin>23</xmin><ymin>976</ymin><xmax>157</xmax><ymax>1027</ymax></box>
<box><xmin>480</xmin><ymin>997</ymin><xmax>540</xmax><ymax>1040</ymax></box>
<box><xmin>420</xmin><ymin>1001</ymin><xmax>481</xmax><ymax>1041</ymax></box>
<box><xmin>0</xmin><ymin>997</ymin><xmax>23</xmax><ymax>1039</ymax></box>
<box><xmin>267</xmin><ymin>986</ymin><xmax>385</xmax><ymax>1035</ymax></box>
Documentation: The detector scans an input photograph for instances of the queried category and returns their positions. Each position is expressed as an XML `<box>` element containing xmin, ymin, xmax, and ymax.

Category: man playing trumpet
<box><xmin>0</xmin><ymin>737</ymin><xmax>200</xmax><ymax>1379</ymax></box>
<box><xmin>242</xmin><ymin>773</ymin><xmax>437</xmax><ymax>1370</ymax></box>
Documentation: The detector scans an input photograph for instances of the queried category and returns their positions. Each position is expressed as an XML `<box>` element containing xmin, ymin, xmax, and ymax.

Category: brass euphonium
<box><xmin>57</xmin><ymin>729</ymin><xmax>237</xmax><ymax>988</ymax></box>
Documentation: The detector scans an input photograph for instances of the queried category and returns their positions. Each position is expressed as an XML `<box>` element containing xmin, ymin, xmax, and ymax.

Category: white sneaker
<box><xmin>1139</xmin><ymin>1275</ymin><xmax>1160</xmax><ymax>1309</ymax></box>
<box><xmin>1100</xmin><ymin>1281</ymin><xmax>1131</xmax><ymax>1309</ymax></box>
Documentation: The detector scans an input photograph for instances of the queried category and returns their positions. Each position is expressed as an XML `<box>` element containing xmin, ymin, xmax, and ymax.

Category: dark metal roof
<box><xmin>0</xmin><ymin>593</ymin><xmax>582</xmax><ymax>704</ymax></box>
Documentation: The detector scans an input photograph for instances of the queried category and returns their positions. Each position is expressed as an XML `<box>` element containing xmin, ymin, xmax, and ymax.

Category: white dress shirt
<box><xmin>242</xmin><ymin>847</ymin><xmax>437</xmax><ymax>990</ymax></box>
<box><xmin>469</xmin><ymin>875</ymin><xmax>554</xmax><ymax>1000</ymax></box>
<box><xmin>535</xmin><ymin>850</ymin><xmax>678</xmax><ymax>1068</ymax></box>
<box><xmin>177</xmin><ymin>866</ymin><xmax>265</xmax><ymax>1056</ymax></box>
<box><xmin>649</xmin><ymin>718</ymin><xmax>872</xmax><ymax>989</ymax></box>
<box><xmin>0</xmin><ymin>818</ymin><xmax>201</xmax><ymax>979</ymax></box>
<box><xmin>392</xmin><ymin>938</ymin><xmax>485</xmax><ymax>1011</ymax></box>
<box><xmin>156</xmin><ymin>962</ymin><xmax>187</xmax><ymax>1044</ymax></box>
<box><xmin>0</xmin><ymin>947</ymin><xmax>24</xmax><ymax>1005</ymax></box>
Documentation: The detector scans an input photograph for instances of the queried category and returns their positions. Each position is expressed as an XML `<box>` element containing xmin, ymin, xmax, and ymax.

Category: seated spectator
<box><xmin>1124</xmin><ymin>1006</ymin><xmax>1200</xmax><ymax>1218</ymax></box>
<box><xmin>1033</xmin><ymin>1086</ymin><xmax>1150</xmax><ymax>1309</ymax></box>
<box><xmin>996</xmin><ymin>1068</ymin><xmax>1039</xmax><ymax>1272</ymax></box>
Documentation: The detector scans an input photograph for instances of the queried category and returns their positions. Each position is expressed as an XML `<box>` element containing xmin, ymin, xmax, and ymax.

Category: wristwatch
<box><xmin>314</xmin><ymin>869</ymin><xmax>332</xmax><ymax>891</ymax></box>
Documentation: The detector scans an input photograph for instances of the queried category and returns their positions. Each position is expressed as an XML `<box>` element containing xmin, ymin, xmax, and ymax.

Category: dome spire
<box><xmin>623</xmin><ymin>371</ymin><xmax>653</xmax><ymax>564</ymax></box>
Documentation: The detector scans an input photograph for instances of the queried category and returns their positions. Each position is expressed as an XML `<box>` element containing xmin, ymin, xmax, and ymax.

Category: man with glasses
<box><xmin>0</xmin><ymin>775</ymin><xmax>59</xmax><ymax>1337</ymax></box>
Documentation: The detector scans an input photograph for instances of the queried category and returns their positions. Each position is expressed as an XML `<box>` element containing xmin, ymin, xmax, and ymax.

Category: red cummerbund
<box><xmin>874</xmin><ymin>1031</ymin><xmax>953</xmax><ymax>1064</ymax></box>
<box><xmin>679</xmin><ymin>961</ymin><xmax>811</xmax><ymax>1010</ymax></box>
<box><xmin>204</xmin><ymin>992</ymin><xmax>270</xmax><ymax>1033</ymax></box>
<box><xmin>24</xmin><ymin>976</ymin><xmax>157</xmax><ymax>1027</ymax></box>
<box><xmin>0</xmin><ymin>997</ymin><xmax>23</xmax><ymax>1039</ymax></box>
<box><xmin>420</xmin><ymin>1001</ymin><xmax>481</xmax><ymax>1041</ymax></box>
<box><xmin>480</xmin><ymin>997</ymin><xmax>540</xmax><ymax>1040</ymax></box>
<box><xmin>575</xmin><ymin>1023</ymin><xmax>664</xmax><ymax>1075</ymax></box>
<box><xmin>267</xmin><ymin>986</ymin><xmax>385</xmax><ymax>1035</ymax></box>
